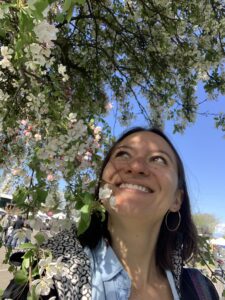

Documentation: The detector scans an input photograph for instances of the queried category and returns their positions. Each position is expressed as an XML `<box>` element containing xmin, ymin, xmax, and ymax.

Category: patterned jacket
<box><xmin>43</xmin><ymin>226</ymin><xmax>219</xmax><ymax>300</ymax></box>
<box><xmin>2</xmin><ymin>225</ymin><xmax>220</xmax><ymax>300</ymax></box>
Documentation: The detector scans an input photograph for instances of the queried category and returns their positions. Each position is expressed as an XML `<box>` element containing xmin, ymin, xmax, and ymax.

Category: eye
<box><xmin>114</xmin><ymin>150</ymin><xmax>130</xmax><ymax>159</ymax></box>
<box><xmin>150</xmin><ymin>155</ymin><xmax>167</xmax><ymax>165</ymax></box>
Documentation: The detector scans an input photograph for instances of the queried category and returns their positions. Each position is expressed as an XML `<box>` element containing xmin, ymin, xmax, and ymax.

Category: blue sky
<box><xmin>105</xmin><ymin>87</ymin><xmax>225</xmax><ymax>223</ymax></box>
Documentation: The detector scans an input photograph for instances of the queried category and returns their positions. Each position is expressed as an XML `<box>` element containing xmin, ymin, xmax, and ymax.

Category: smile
<box><xmin>119</xmin><ymin>183</ymin><xmax>152</xmax><ymax>193</ymax></box>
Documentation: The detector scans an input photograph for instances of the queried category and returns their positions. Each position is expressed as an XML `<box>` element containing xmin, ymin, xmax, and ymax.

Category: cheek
<box><xmin>158</xmin><ymin>170</ymin><xmax>179</xmax><ymax>193</ymax></box>
<box><xmin>102</xmin><ymin>163</ymin><xmax>113</xmax><ymax>181</ymax></box>
<box><xmin>102</xmin><ymin>160</ymin><xmax>122</xmax><ymax>182</ymax></box>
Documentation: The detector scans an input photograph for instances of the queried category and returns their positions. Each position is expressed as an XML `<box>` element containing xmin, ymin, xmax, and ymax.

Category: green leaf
<box><xmin>23</xmin><ymin>249</ymin><xmax>35</xmax><ymax>259</ymax></box>
<box><xmin>77</xmin><ymin>212</ymin><xmax>91</xmax><ymax>235</ymax></box>
<box><xmin>75</xmin><ymin>200</ymin><xmax>84</xmax><ymax>210</ymax></box>
<box><xmin>34</xmin><ymin>232</ymin><xmax>46</xmax><ymax>245</ymax></box>
<box><xmin>33</xmin><ymin>0</ymin><xmax>49</xmax><ymax>14</ymax></box>
<box><xmin>22</xmin><ymin>250</ymin><xmax>34</xmax><ymax>269</ymax></box>
<box><xmin>31</xmin><ymin>264</ymin><xmax>39</xmax><ymax>277</ymax></box>
<box><xmin>74</xmin><ymin>0</ymin><xmax>85</xmax><ymax>4</ymax></box>
<box><xmin>0</xmin><ymin>289</ymin><xmax>4</xmax><ymax>297</ymax></box>
<box><xmin>13</xmin><ymin>187</ymin><xmax>29</xmax><ymax>208</ymax></box>
<box><xmin>77</xmin><ymin>204</ymin><xmax>92</xmax><ymax>235</ymax></box>
<box><xmin>80</xmin><ymin>204</ymin><xmax>90</xmax><ymax>214</ymax></box>
<box><xmin>66</xmin><ymin>4</ymin><xmax>74</xmax><ymax>22</ymax></box>
<box><xmin>0</xmin><ymin>28</ymin><xmax>6</xmax><ymax>38</ymax></box>
<box><xmin>8</xmin><ymin>265</ymin><xmax>15</xmax><ymax>272</ymax></box>
<box><xmin>19</xmin><ymin>243</ymin><xmax>37</xmax><ymax>250</ymax></box>
<box><xmin>222</xmin><ymin>289</ymin><xmax>225</xmax><ymax>297</ymax></box>
<box><xmin>34</xmin><ymin>188</ymin><xmax>48</xmax><ymax>204</ymax></box>
<box><xmin>22</xmin><ymin>257</ymin><xmax>31</xmax><ymax>269</ymax></box>
<box><xmin>83</xmin><ymin>193</ymin><xmax>94</xmax><ymax>204</ymax></box>
<box><xmin>3</xmin><ymin>248</ymin><xmax>12</xmax><ymax>264</ymax></box>
<box><xmin>28</xmin><ymin>286</ymin><xmax>39</xmax><ymax>300</ymax></box>
<box><xmin>63</xmin><ymin>0</ymin><xmax>72</xmax><ymax>12</ymax></box>
<box><xmin>56</xmin><ymin>12</ymin><xmax>65</xmax><ymax>23</ymax></box>
<box><xmin>14</xmin><ymin>269</ymin><xmax>28</xmax><ymax>284</ymax></box>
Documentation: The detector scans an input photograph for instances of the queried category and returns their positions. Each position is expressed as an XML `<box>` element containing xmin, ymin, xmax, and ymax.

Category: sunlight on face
<box><xmin>102</xmin><ymin>131</ymin><xmax>182</xmax><ymax>222</ymax></box>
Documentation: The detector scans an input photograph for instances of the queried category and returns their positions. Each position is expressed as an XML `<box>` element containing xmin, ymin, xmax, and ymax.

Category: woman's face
<box><xmin>101</xmin><ymin>131</ymin><xmax>182</xmax><ymax>222</ymax></box>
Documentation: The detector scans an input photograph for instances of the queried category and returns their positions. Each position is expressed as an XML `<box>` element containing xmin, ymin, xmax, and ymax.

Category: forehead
<box><xmin>114</xmin><ymin>131</ymin><xmax>177</xmax><ymax>160</ymax></box>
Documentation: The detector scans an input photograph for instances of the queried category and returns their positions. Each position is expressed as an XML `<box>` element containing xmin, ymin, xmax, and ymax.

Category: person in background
<box><xmin>13</xmin><ymin>215</ymin><xmax>24</xmax><ymax>230</ymax></box>
<box><xmin>0</xmin><ymin>213</ymin><xmax>10</xmax><ymax>243</ymax></box>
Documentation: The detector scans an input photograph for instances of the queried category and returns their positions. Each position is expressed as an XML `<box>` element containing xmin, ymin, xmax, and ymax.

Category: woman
<box><xmin>3</xmin><ymin>127</ymin><xmax>219</xmax><ymax>299</ymax></box>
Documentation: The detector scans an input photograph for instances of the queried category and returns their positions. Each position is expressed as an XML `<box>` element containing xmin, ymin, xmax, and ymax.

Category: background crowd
<box><xmin>0</xmin><ymin>212</ymin><xmax>51</xmax><ymax>248</ymax></box>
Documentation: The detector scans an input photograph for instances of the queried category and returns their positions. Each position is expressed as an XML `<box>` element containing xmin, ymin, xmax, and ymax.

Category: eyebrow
<box><xmin>113</xmin><ymin>145</ymin><xmax>176</xmax><ymax>164</ymax></box>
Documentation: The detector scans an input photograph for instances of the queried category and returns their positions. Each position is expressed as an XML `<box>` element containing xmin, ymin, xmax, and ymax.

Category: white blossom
<box><xmin>0</xmin><ymin>46</ymin><xmax>13</xmax><ymax>69</ymax></box>
<box><xmin>42</xmin><ymin>191</ymin><xmax>57</xmax><ymax>208</ymax></box>
<box><xmin>34</xmin><ymin>133</ymin><xmax>42</xmax><ymax>141</ymax></box>
<box><xmin>29</xmin><ymin>217</ymin><xmax>43</xmax><ymax>231</ymax></box>
<box><xmin>68</xmin><ymin>113</ymin><xmax>77</xmax><ymax>122</ymax></box>
<box><xmin>58</xmin><ymin>64</ymin><xmax>66</xmax><ymax>75</ymax></box>
<box><xmin>99</xmin><ymin>184</ymin><xmax>112</xmax><ymax>199</ymax></box>
<box><xmin>0</xmin><ymin>57</ymin><xmax>11</xmax><ymax>69</ymax></box>
<box><xmin>1</xmin><ymin>46</ymin><xmax>13</xmax><ymax>59</ymax></box>
<box><xmin>58</xmin><ymin>64</ymin><xmax>69</xmax><ymax>82</ymax></box>
<box><xmin>34</xmin><ymin>20</ymin><xmax>59</xmax><ymax>44</ymax></box>
<box><xmin>25</xmin><ymin>43</ymin><xmax>52</xmax><ymax>68</ymax></box>
<box><xmin>70</xmin><ymin>209</ymin><xmax>81</xmax><ymax>224</ymax></box>
<box><xmin>109</xmin><ymin>196</ymin><xmax>116</xmax><ymax>208</ymax></box>
<box><xmin>32</xmin><ymin>277</ymin><xmax>54</xmax><ymax>296</ymax></box>
<box><xmin>38</xmin><ymin>256</ymin><xmax>55</xmax><ymax>277</ymax></box>
<box><xmin>0</xmin><ymin>89</ymin><xmax>8</xmax><ymax>101</ymax></box>
<box><xmin>0</xmin><ymin>10</ymin><xmax>3</xmax><ymax>20</ymax></box>
<box><xmin>83</xmin><ymin>151</ymin><xmax>92</xmax><ymax>161</ymax></box>
<box><xmin>50</xmin><ymin>219</ymin><xmax>72</xmax><ymax>234</ymax></box>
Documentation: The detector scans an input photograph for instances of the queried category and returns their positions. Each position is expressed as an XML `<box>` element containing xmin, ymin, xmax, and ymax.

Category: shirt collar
<box><xmin>93</xmin><ymin>239</ymin><xmax>124</xmax><ymax>281</ymax></box>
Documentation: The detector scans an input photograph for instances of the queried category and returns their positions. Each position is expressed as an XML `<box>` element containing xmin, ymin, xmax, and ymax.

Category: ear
<box><xmin>170</xmin><ymin>189</ymin><xmax>183</xmax><ymax>212</ymax></box>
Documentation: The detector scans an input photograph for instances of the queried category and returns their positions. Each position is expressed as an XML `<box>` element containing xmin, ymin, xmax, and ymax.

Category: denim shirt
<box><xmin>84</xmin><ymin>239</ymin><xmax>180</xmax><ymax>300</ymax></box>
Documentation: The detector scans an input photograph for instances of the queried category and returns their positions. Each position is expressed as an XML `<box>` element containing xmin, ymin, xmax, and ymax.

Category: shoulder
<box><xmin>42</xmin><ymin>224</ymin><xmax>92</xmax><ymax>299</ymax></box>
<box><xmin>42</xmin><ymin>224</ymin><xmax>91</xmax><ymax>282</ymax></box>
<box><xmin>181</xmin><ymin>267</ymin><xmax>219</xmax><ymax>300</ymax></box>
<box><xmin>42</xmin><ymin>224</ymin><xmax>83</xmax><ymax>258</ymax></box>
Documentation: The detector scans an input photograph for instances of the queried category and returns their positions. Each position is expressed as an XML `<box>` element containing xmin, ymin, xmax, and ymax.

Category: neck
<box><xmin>108</xmin><ymin>217</ymin><xmax>164</xmax><ymax>288</ymax></box>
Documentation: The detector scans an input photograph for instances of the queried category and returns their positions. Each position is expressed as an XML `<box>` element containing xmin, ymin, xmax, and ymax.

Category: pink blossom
<box><xmin>21</xmin><ymin>120</ymin><xmax>28</xmax><ymax>126</ymax></box>
<box><xmin>24</xmin><ymin>130</ymin><xmax>32</xmax><ymax>137</ymax></box>
<box><xmin>83</xmin><ymin>151</ymin><xmax>92</xmax><ymax>161</ymax></box>
<box><xmin>105</xmin><ymin>102</ymin><xmax>113</xmax><ymax>111</ymax></box>
<box><xmin>93</xmin><ymin>141</ymin><xmax>100</xmax><ymax>148</ymax></box>
<box><xmin>12</xmin><ymin>168</ymin><xmax>22</xmax><ymax>176</ymax></box>
<box><xmin>47</xmin><ymin>174</ymin><xmax>55</xmax><ymax>181</ymax></box>
<box><xmin>94</xmin><ymin>126</ymin><xmax>101</xmax><ymax>134</ymax></box>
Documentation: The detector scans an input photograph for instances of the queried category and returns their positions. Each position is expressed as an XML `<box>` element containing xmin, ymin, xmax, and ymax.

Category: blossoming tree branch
<box><xmin>0</xmin><ymin>0</ymin><xmax>225</xmax><ymax>297</ymax></box>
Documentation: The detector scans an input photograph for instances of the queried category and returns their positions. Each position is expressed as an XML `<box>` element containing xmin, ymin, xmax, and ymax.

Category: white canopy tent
<box><xmin>211</xmin><ymin>238</ymin><xmax>225</xmax><ymax>247</ymax></box>
<box><xmin>52</xmin><ymin>212</ymin><xmax>66</xmax><ymax>220</ymax></box>
<box><xmin>0</xmin><ymin>208</ymin><xmax>7</xmax><ymax>214</ymax></box>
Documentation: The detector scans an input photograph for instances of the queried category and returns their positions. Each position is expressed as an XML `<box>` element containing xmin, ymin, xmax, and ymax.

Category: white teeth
<box><xmin>119</xmin><ymin>183</ymin><xmax>150</xmax><ymax>193</ymax></box>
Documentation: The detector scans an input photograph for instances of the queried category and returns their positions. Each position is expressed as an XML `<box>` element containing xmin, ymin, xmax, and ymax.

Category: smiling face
<box><xmin>101</xmin><ymin>131</ymin><xmax>182</xmax><ymax>222</ymax></box>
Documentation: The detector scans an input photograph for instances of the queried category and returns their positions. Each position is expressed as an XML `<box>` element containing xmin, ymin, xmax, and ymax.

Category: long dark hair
<box><xmin>78</xmin><ymin>127</ymin><xmax>198</xmax><ymax>270</ymax></box>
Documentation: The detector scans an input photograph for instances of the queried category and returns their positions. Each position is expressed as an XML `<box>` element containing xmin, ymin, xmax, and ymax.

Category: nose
<box><xmin>124</xmin><ymin>157</ymin><xmax>149</xmax><ymax>175</ymax></box>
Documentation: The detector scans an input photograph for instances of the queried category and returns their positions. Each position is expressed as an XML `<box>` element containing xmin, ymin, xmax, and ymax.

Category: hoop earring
<box><xmin>165</xmin><ymin>211</ymin><xmax>181</xmax><ymax>232</ymax></box>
